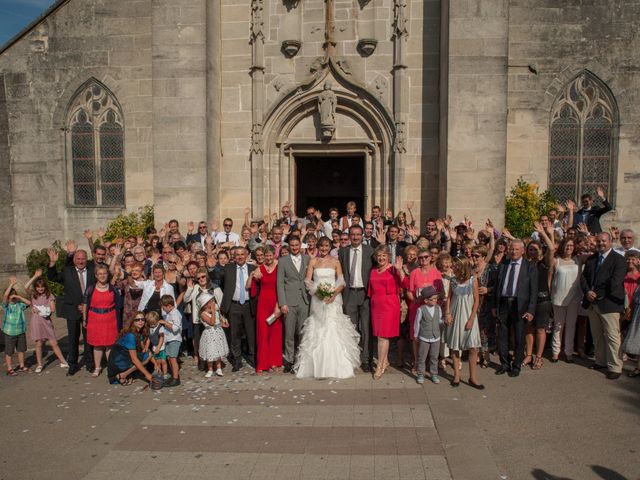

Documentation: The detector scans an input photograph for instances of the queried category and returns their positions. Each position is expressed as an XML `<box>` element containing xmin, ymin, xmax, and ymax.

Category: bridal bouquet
<box><xmin>315</xmin><ymin>282</ymin><xmax>335</xmax><ymax>300</ymax></box>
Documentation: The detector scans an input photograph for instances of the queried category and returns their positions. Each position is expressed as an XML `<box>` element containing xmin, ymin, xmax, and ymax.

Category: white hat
<box><xmin>196</xmin><ymin>291</ymin><xmax>216</xmax><ymax>310</ymax></box>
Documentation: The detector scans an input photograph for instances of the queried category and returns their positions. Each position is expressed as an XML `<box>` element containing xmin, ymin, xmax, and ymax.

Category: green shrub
<box><xmin>504</xmin><ymin>178</ymin><xmax>557</xmax><ymax>239</ymax></box>
<box><xmin>25</xmin><ymin>240</ymin><xmax>66</xmax><ymax>296</ymax></box>
<box><xmin>102</xmin><ymin>205</ymin><xmax>154</xmax><ymax>242</ymax></box>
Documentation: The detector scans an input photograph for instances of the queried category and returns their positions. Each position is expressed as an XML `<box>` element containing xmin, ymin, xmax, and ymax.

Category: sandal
<box><xmin>92</xmin><ymin>368</ymin><xmax>101</xmax><ymax>378</ymax></box>
<box><xmin>479</xmin><ymin>357</ymin><xmax>489</xmax><ymax>369</ymax></box>
<box><xmin>532</xmin><ymin>357</ymin><xmax>543</xmax><ymax>370</ymax></box>
<box><xmin>521</xmin><ymin>355</ymin><xmax>533</xmax><ymax>368</ymax></box>
<box><xmin>6</xmin><ymin>369</ymin><xmax>18</xmax><ymax>376</ymax></box>
<box><xmin>628</xmin><ymin>368</ymin><xmax>640</xmax><ymax>378</ymax></box>
<box><xmin>35</xmin><ymin>365</ymin><xmax>43</xmax><ymax>373</ymax></box>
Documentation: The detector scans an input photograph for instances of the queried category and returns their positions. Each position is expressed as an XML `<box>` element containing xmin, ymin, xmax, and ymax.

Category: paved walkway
<box><xmin>1</xmin><ymin>354</ymin><xmax>639</xmax><ymax>480</ymax></box>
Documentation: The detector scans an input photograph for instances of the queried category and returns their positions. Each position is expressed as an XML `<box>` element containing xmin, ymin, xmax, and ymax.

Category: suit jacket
<box><xmin>219</xmin><ymin>262</ymin><xmax>256</xmax><ymax>316</ymax></box>
<box><xmin>276</xmin><ymin>254</ymin><xmax>310</xmax><ymax>307</ymax></box>
<box><xmin>580</xmin><ymin>250</ymin><xmax>626</xmax><ymax>314</ymax></box>
<box><xmin>386</xmin><ymin>241</ymin><xmax>407</xmax><ymax>261</ymax></box>
<box><xmin>48</xmin><ymin>263</ymin><xmax>96</xmax><ymax>320</ymax></box>
<box><xmin>573</xmin><ymin>201</ymin><xmax>612</xmax><ymax>234</ymax></box>
<box><xmin>186</xmin><ymin>232</ymin><xmax>208</xmax><ymax>247</ymax></box>
<box><xmin>339</xmin><ymin>244</ymin><xmax>374</xmax><ymax>304</ymax></box>
<box><xmin>362</xmin><ymin>237</ymin><xmax>380</xmax><ymax>248</ymax></box>
<box><xmin>493</xmin><ymin>258</ymin><xmax>538</xmax><ymax>317</ymax></box>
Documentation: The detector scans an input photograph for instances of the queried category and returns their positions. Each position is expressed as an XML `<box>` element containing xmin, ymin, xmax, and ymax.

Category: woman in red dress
<box><xmin>248</xmin><ymin>245</ymin><xmax>283</xmax><ymax>375</ymax></box>
<box><xmin>84</xmin><ymin>265</ymin><xmax>121</xmax><ymax>378</ymax></box>
<box><xmin>368</xmin><ymin>245</ymin><xmax>405</xmax><ymax>380</ymax></box>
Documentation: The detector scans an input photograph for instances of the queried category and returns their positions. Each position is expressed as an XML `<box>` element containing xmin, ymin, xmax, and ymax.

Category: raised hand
<box><xmin>609</xmin><ymin>226</ymin><xmax>620</xmax><ymax>240</ymax></box>
<box><xmin>533</xmin><ymin>221</ymin><xmax>543</xmax><ymax>233</ymax></box>
<box><xmin>501</xmin><ymin>228</ymin><xmax>514</xmax><ymax>240</ymax></box>
<box><xmin>187</xmin><ymin>221</ymin><xmax>195</xmax><ymax>233</ymax></box>
<box><xmin>556</xmin><ymin>203</ymin><xmax>565</xmax><ymax>214</ymax></box>
<box><xmin>65</xmin><ymin>239</ymin><xmax>77</xmax><ymax>254</ymax></box>
<box><xmin>406</xmin><ymin>201</ymin><xmax>414</xmax><ymax>210</ymax></box>
<box><xmin>385</xmin><ymin>208</ymin><xmax>393</xmax><ymax>220</ymax></box>
<box><xmin>596</xmin><ymin>186</ymin><xmax>606</xmax><ymax>199</ymax></box>
<box><xmin>445</xmin><ymin>215</ymin><xmax>453</xmax><ymax>227</ymax></box>
<box><xmin>284</xmin><ymin>199</ymin><xmax>291</xmax><ymax>207</ymax></box>
<box><xmin>97</xmin><ymin>227</ymin><xmax>105</xmax><ymax>238</ymax></box>
<box><xmin>435</xmin><ymin>218</ymin><xmax>444</xmax><ymax>232</ymax></box>
<box><xmin>244</xmin><ymin>206</ymin><xmax>251</xmax><ymax>216</ymax></box>
<box><xmin>394</xmin><ymin>255</ymin><xmax>403</xmax><ymax>271</ymax></box>
<box><xmin>577</xmin><ymin>223</ymin><xmax>589</xmax><ymax>234</ymax></box>
<box><xmin>83</xmin><ymin>229</ymin><xmax>93</xmax><ymax>239</ymax></box>
<box><xmin>210</xmin><ymin>220</ymin><xmax>218</xmax><ymax>232</ymax></box>
<box><xmin>47</xmin><ymin>247</ymin><xmax>59</xmax><ymax>265</ymax></box>
<box><xmin>9</xmin><ymin>276</ymin><xmax>17</xmax><ymax>286</ymax></box>
<box><xmin>565</xmin><ymin>199</ymin><xmax>576</xmax><ymax>211</ymax></box>
<box><xmin>33</xmin><ymin>268</ymin><xmax>43</xmax><ymax>278</ymax></box>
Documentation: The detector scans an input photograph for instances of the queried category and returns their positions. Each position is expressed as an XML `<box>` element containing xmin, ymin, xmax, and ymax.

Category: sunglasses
<box><xmin>197</xmin><ymin>275</ymin><xmax>207</xmax><ymax>280</ymax></box>
<box><xmin>223</xmin><ymin>224</ymin><xmax>232</xmax><ymax>227</ymax></box>
<box><xmin>167</xmin><ymin>261</ymin><xmax>177</xmax><ymax>265</ymax></box>
<box><xmin>199</xmin><ymin>225</ymin><xmax>207</xmax><ymax>229</ymax></box>
<box><xmin>134</xmin><ymin>317</ymin><xmax>145</xmax><ymax>322</ymax></box>
<box><xmin>418</xmin><ymin>256</ymin><xmax>430</xmax><ymax>260</ymax></box>
<box><xmin>471</xmin><ymin>254</ymin><xmax>482</xmax><ymax>258</ymax></box>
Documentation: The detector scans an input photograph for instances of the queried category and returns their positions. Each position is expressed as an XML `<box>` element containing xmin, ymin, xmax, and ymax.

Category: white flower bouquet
<box><xmin>315</xmin><ymin>282</ymin><xmax>335</xmax><ymax>300</ymax></box>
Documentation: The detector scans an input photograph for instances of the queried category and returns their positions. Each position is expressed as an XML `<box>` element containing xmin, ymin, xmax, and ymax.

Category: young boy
<box><xmin>2</xmin><ymin>277</ymin><xmax>31</xmax><ymax>376</ymax></box>
<box><xmin>146</xmin><ymin>311</ymin><xmax>168</xmax><ymax>380</ymax></box>
<box><xmin>160</xmin><ymin>295</ymin><xmax>182</xmax><ymax>387</ymax></box>
<box><xmin>413</xmin><ymin>286</ymin><xmax>443</xmax><ymax>385</ymax></box>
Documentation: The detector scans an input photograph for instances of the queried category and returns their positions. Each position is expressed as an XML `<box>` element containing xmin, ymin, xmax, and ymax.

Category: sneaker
<box><xmin>416</xmin><ymin>374</ymin><xmax>424</xmax><ymax>385</ymax></box>
<box><xmin>163</xmin><ymin>373</ymin><xmax>171</xmax><ymax>380</ymax></box>
<box><xmin>34</xmin><ymin>365</ymin><xmax>43</xmax><ymax>374</ymax></box>
<box><xmin>165</xmin><ymin>377</ymin><xmax>181</xmax><ymax>388</ymax></box>
<box><xmin>431</xmin><ymin>375</ymin><xmax>440</xmax><ymax>384</ymax></box>
<box><xmin>205</xmin><ymin>370</ymin><xmax>214</xmax><ymax>378</ymax></box>
<box><xmin>215</xmin><ymin>368</ymin><xmax>224</xmax><ymax>377</ymax></box>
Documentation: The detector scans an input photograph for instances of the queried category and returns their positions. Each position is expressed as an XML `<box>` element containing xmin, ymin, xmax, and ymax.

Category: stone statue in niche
<box><xmin>251</xmin><ymin>0</ymin><xmax>264</xmax><ymax>42</ymax></box>
<box><xmin>372</xmin><ymin>76</ymin><xmax>388</xmax><ymax>104</ymax></box>
<box><xmin>392</xmin><ymin>0</ymin><xmax>408</xmax><ymax>38</ymax></box>
<box><xmin>318</xmin><ymin>81</ymin><xmax>337</xmax><ymax>140</ymax></box>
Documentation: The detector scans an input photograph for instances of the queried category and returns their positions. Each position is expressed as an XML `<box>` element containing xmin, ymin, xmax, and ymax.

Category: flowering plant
<box><xmin>315</xmin><ymin>282</ymin><xmax>335</xmax><ymax>300</ymax></box>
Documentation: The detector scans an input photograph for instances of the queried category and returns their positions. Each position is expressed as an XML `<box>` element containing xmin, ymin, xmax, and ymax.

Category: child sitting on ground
<box><xmin>2</xmin><ymin>277</ymin><xmax>31</xmax><ymax>376</ymax></box>
<box><xmin>159</xmin><ymin>295</ymin><xmax>182</xmax><ymax>387</ymax></box>
<box><xmin>146</xmin><ymin>311</ymin><xmax>168</xmax><ymax>380</ymax></box>
<box><xmin>413</xmin><ymin>285</ymin><xmax>444</xmax><ymax>385</ymax></box>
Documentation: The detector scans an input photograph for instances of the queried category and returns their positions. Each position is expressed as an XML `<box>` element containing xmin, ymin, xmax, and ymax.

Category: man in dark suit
<box><xmin>219</xmin><ymin>246</ymin><xmax>256</xmax><ymax>371</ymax></box>
<box><xmin>339</xmin><ymin>225</ymin><xmax>374</xmax><ymax>371</ymax></box>
<box><xmin>580</xmin><ymin>232</ymin><xmax>626</xmax><ymax>379</ymax></box>
<box><xmin>276</xmin><ymin>236</ymin><xmax>310</xmax><ymax>372</ymax></box>
<box><xmin>186</xmin><ymin>221</ymin><xmax>210</xmax><ymax>248</ymax></box>
<box><xmin>572</xmin><ymin>186</ymin><xmax>612</xmax><ymax>234</ymax></box>
<box><xmin>47</xmin><ymin>248</ymin><xmax>96</xmax><ymax>376</ymax></box>
<box><xmin>385</xmin><ymin>225</ymin><xmax>407</xmax><ymax>265</ymax></box>
<box><xmin>362</xmin><ymin>221</ymin><xmax>380</xmax><ymax>248</ymax></box>
<box><xmin>492</xmin><ymin>239</ymin><xmax>538</xmax><ymax>377</ymax></box>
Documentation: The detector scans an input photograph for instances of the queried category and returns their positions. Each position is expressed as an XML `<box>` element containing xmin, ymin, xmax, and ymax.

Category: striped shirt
<box><xmin>1</xmin><ymin>302</ymin><xmax>27</xmax><ymax>336</ymax></box>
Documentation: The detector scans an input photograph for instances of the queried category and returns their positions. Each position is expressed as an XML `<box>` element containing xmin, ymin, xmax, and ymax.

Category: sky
<box><xmin>0</xmin><ymin>0</ymin><xmax>58</xmax><ymax>47</ymax></box>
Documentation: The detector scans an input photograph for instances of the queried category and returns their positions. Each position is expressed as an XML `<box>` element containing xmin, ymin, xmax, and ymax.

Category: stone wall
<box><xmin>0</xmin><ymin>0</ymin><xmax>154</xmax><ymax>263</ymax></box>
<box><xmin>506</xmin><ymin>0</ymin><xmax>640</xmax><ymax>230</ymax></box>
<box><xmin>0</xmin><ymin>74</ymin><xmax>17</xmax><ymax>264</ymax></box>
<box><xmin>441</xmin><ymin>0</ymin><xmax>509</xmax><ymax>226</ymax></box>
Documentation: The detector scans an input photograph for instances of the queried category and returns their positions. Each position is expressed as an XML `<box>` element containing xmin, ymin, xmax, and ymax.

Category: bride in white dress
<box><xmin>295</xmin><ymin>237</ymin><xmax>361</xmax><ymax>379</ymax></box>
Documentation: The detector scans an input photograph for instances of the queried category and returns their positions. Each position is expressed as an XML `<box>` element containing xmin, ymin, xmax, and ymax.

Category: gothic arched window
<box><xmin>67</xmin><ymin>80</ymin><xmax>125</xmax><ymax>206</ymax></box>
<box><xmin>548</xmin><ymin>71</ymin><xmax>618</xmax><ymax>203</ymax></box>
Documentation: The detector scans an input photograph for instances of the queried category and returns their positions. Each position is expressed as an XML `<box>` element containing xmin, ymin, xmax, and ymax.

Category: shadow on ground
<box><xmin>532</xmin><ymin>465</ymin><xmax>629</xmax><ymax>480</ymax></box>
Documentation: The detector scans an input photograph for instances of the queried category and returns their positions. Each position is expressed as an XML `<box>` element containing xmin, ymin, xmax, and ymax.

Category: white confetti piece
<box><xmin>22</xmin><ymin>429</ymin><xmax>29</xmax><ymax>433</ymax></box>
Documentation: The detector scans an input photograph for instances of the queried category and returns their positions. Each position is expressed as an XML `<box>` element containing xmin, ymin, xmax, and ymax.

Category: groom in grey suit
<box><xmin>339</xmin><ymin>225</ymin><xmax>374</xmax><ymax>371</ymax></box>
<box><xmin>276</xmin><ymin>236</ymin><xmax>310</xmax><ymax>372</ymax></box>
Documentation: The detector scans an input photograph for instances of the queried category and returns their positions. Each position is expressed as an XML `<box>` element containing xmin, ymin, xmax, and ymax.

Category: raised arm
<box><xmin>24</xmin><ymin>268</ymin><xmax>43</xmax><ymax>291</ymax></box>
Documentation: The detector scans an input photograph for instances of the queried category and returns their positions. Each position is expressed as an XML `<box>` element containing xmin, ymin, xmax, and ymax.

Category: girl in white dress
<box><xmin>444</xmin><ymin>256</ymin><xmax>483</xmax><ymax>389</ymax></box>
<box><xmin>295</xmin><ymin>237</ymin><xmax>361</xmax><ymax>379</ymax></box>
<box><xmin>197</xmin><ymin>292</ymin><xmax>229</xmax><ymax>378</ymax></box>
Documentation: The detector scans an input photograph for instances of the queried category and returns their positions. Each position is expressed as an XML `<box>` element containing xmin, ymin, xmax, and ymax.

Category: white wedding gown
<box><xmin>294</xmin><ymin>267</ymin><xmax>361</xmax><ymax>379</ymax></box>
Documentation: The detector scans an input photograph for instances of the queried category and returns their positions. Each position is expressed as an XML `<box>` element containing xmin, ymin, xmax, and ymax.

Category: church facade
<box><xmin>0</xmin><ymin>0</ymin><xmax>639</xmax><ymax>265</ymax></box>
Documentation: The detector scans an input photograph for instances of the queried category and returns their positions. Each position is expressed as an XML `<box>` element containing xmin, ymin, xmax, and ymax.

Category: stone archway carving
<box><xmin>252</xmin><ymin>58</ymin><xmax>395</xmax><ymax>216</ymax></box>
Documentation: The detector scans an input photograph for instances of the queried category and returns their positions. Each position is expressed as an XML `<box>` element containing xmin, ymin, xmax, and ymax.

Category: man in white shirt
<box><xmin>323</xmin><ymin>208</ymin><xmax>340</xmax><ymax>237</ymax></box>
<box><xmin>213</xmin><ymin>218</ymin><xmax>240</xmax><ymax>247</ymax></box>
<box><xmin>614</xmin><ymin>229</ymin><xmax>639</xmax><ymax>255</ymax></box>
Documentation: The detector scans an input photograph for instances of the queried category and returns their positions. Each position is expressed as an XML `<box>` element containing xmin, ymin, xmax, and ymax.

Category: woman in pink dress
<box><xmin>84</xmin><ymin>265</ymin><xmax>121</xmax><ymax>377</ymax></box>
<box><xmin>368</xmin><ymin>245</ymin><xmax>405</xmax><ymax>380</ymax></box>
<box><xmin>407</xmin><ymin>250</ymin><xmax>444</xmax><ymax>373</ymax></box>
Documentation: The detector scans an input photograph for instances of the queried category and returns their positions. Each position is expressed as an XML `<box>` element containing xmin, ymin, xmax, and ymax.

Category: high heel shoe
<box><xmin>92</xmin><ymin>368</ymin><xmax>101</xmax><ymax>378</ymax></box>
<box><xmin>373</xmin><ymin>365</ymin><xmax>384</xmax><ymax>380</ymax></box>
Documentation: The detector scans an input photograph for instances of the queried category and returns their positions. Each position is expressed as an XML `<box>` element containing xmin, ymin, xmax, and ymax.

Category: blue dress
<box><xmin>107</xmin><ymin>333</ymin><xmax>150</xmax><ymax>382</ymax></box>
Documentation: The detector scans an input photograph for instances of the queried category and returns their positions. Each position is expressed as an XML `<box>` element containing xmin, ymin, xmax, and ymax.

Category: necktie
<box><xmin>238</xmin><ymin>266</ymin><xmax>246</xmax><ymax>304</ymax></box>
<box><xmin>226</xmin><ymin>233</ymin><xmax>230</xmax><ymax>243</ymax></box>
<box><xmin>77</xmin><ymin>269</ymin><xmax>86</xmax><ymax>294</ymax></box>
<box><xmin>505</xmin><ymin>262</ymin><xmax>517</xmax><ymax>297</ymax></box>
<box><xmin>594</xmin><ymin>254</ymin><xmax>605</xmax><ymax>285</ymax></box>
<box><xmin>350</xmin><ymin>248</ymin><xmax>358</xmax><ymax>287</ymax></box>
<box><xmin>389</xmin><ymin>243</ymin><xmax>396</xmax><ymax>264</ymax></box>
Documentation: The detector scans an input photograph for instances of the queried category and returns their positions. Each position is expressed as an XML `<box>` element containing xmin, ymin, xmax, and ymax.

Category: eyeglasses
<box><xmin>471</xmin><ymin>254</ymin><xmax>482</xmax><ymax>258</ymax></box>
<box><xmin>223</xmin><ymin>224</ymin><xmax>232</xmax><ymax>227</ymax></box>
